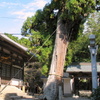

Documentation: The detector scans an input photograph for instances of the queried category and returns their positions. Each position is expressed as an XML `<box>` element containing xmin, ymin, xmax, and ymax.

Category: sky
<box><xmin>0</xmin><ymin>0</ymin><xmax>51</xmax><ymax>38</ymax></box>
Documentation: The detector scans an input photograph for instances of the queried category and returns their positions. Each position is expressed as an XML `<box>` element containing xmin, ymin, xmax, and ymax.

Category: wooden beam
<box><xmin>0</xmin><ymin>40</ymin><xmax>28</xmax><ymax>58</ymax></box>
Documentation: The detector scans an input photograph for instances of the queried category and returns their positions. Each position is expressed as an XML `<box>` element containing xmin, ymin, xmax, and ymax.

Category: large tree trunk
<box><xmin>43</xmin><ymin>18</ymin><xmax>69</xmax><ymax>100</ymax></box>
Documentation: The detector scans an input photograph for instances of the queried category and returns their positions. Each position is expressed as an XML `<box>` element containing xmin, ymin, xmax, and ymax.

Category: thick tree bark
<box><xmin>43</xmin><ymin>18</ymin><xmax>69</xmax><ymax>100</ymax></box>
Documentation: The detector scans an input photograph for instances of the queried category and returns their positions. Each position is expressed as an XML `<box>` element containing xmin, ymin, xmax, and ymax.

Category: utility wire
<box><xmin>0</xmin><ymin>69</ymin><xmax>22</xmax><ymax>94</ymax></box>
<box><xmin>0</xmin><ymin>17</ymin><xmax>25</xmax><ymax>20</ymax></box>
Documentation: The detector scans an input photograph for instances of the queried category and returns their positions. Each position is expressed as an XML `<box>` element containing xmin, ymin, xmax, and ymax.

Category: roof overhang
<box><xmin>66</xmin><ymin>62</ymin><xmax>100</xmax><ymax>73</ymax></box>
<box><xmin>0</xmin><ymin>33</ymin><xmax>28</xmax><ymax>52</ymax></box>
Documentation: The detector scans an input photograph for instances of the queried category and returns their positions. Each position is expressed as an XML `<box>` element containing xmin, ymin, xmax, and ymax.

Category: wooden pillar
<box><xmin>22</xmin><ymin>85</ymin><xmax>25</xmax><ymax>93</ymax></box>
<box><xmin>0</xmin><ymin>47</ymin><xmax>3</xmax><ymax>83</ymax></box>
<box><xmin>10</xmin><ymin>52</ymin><xmax>13</xmax><ymax>79</ymax></box>
<box><xmin>22</xmin><ymin>59</ymin><xmax>24</xmax><ymax>81</ymax></box>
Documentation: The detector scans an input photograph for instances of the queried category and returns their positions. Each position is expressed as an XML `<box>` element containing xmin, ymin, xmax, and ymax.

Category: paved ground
<box><xmin>0</xmin><ymin>94</ymin><xmax>91</xmax><ymax>100</ymax></box>
<box><xmin>62</xmin><ymin>96</ymin><xmax>90</xmax><ymax>100</ymax></box>
<box><xmin>0</xmin><ymin>97</ymin><xmax>91</xmax><ymax>100</ymax></box>
<box><xmin>0</xmin><ymin>85</ymin><xmax>91</xmax><ymax>100</ymax></box>
<box><xmin>35</xmin><ymin>94</ymin><xmax>91</xmax><ymax>100</ymax></box>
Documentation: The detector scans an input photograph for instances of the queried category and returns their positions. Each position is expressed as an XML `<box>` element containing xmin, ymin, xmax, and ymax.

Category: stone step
<box><xmin>0</xmin><ymin>85</ymin><xmax>33</xmax><ymax>100</ymax></box>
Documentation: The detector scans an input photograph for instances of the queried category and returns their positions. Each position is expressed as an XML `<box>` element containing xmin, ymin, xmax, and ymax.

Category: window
<box><xmin>12</xmin><ymin>67</ymin><xmax>15</xmax><ymax>77</ymax></box>
<box><xmin>6</xmin><ymin>65</ymin><xmax>11</xmax><ymax>77</ymax></box>
<box><xmin>15</xmin><ymin>68</ymin><xmax>19</xmax><ymax>78</ymax></box>
<box><xmin>2</xmin><ymin>64</ymin><xmax>6</xmax><ymax>77</ymax></box>
<box><xmin>19</xmin><ymin>69</ymin><xmax>22</xmax><ymax>79</ymax></box>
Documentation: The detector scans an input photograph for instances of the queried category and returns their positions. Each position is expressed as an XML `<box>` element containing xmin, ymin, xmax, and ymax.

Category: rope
<box><xmin>26</xmin><ymin>29</ymin><xmax>56</xmax><ymax>63</ymax></box>
<box><xmin>49</xmin><ymin>73</ymin><xmax>62</xmax><ymax>77</ymax></box>
<box><xmin>0</xmin><ymin>22</ymin><xmax>73</xmax><ymax>94</ymax></box>
<box><xmin>0</xmin><ymin>69</ymin><xmax>22</xmax><ymax>94</ymax></box>
<box><xmin>0</xmin><ymin>29</ymin><xmax>56</xmax><ymax>94</ymax></box>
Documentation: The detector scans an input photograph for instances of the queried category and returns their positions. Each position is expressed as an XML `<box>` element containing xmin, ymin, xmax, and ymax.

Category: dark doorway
<box><xmin>74</xmin><ymin>77</ymin><xmax>92</xmax><ymax>95</ymax></box>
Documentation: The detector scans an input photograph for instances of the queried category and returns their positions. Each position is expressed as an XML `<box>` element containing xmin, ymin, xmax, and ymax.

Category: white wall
<box><xmin>42</xmin><ymin>78</ymin><xmax>72</xmax><ymax>96</ymax></box>
<box><xmin>63</xmin><ymin>78</ymin><xmax>72</xmax><ymax>96</ymax></box>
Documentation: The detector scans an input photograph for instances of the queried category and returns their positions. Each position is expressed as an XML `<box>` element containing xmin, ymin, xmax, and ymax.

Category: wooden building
<box><xmin>42</xmin><ymin>62</ymin><xmax>100</xmax><ymax>96</ymax></box>
<box><xmin>0</xmin><ymin>34</ymin><xmax>30</xmax><ymax>85</ymax></box>
<box><xmin>66</xmin><ymin>62</ymin><xmax>100</xmax><ymax>96</ymax></box>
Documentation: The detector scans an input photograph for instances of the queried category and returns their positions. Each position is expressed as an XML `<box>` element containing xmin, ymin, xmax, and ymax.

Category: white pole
<box><xmin>90</xmin><ymin>46</ymin><xmax>98</xmax><ymax>89</ymax></box>
<box><xmin>89</xmin><ymin>34</ymin><xmax>98</xmax><ymax>90</ymax></box>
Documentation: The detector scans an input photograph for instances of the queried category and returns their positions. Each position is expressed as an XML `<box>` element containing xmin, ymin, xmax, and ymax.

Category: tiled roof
<box><xmin>0</xmin><ymin>33</ymin><xmax>28</xmax><ymax>51</ymax></box>
<box><xmin>66</xmin><ymin>62</ymin><xmax>100</xmax><ymax>73</ymax></box>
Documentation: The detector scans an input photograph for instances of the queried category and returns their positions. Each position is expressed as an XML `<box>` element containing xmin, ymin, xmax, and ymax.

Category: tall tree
<box><xmin>21</xmin><ymin>0</ymin><xmax>95</xmax><ymax>99</ymax></box>
<box><xmin>43</xmin><ymin>1</ymin><xmax>95</xmax><ymax>100</ymax></box>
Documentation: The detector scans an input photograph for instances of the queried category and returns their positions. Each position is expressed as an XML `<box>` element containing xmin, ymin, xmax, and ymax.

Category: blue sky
<box><xmin>0</xmin><ymin>0</ymin><xmax>51</xmax><ymax>37</ymax></box>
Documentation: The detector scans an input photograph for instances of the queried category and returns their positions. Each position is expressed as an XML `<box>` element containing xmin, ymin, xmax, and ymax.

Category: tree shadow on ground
<box><xmin>4</xmin><ymin>93</ymin><xmax>33</xmax><ymax>100</ymax></box>
<box><xmin>4</xmin><ymin>93</ymin><xmax>17</xmax><ymax>100</ymax></box>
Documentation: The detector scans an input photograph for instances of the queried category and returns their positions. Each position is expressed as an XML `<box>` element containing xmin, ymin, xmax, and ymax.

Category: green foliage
<box><xmin>91</xmin><ymin>87</ymin><xmax>100</xmax><ymax>100</ymax></box>
<box><xmin>84</xmin><ymin>12</ymin><xmax>100</xmax><ymax>61</ymax></box>
<box><xmin>42</xmin><ymin>65</ymin><xmax>49</xmax><ymax>75</ymax></box>
<box><xmin>24</xmin><ymin>62</ymin><xmax>43</xmax><ymax>93</ymax></box>
<box><xmin>21</xmin><ymin>6</ymin><xmax>56</xmax><ymax>75</ymax></box>
<box><xmin>5</xmin><ymin>33</ymin><xmax>31</xmax><ymax>48</ymax></box>
<box><xmin>66</xmin><ymin>11</ymin><xmax>100</xmax><ymax>66</ymax></box>
<box><xmin>4</xmin><ymin>33</ymin><xmax>19</xmax><ymax>42</ymax></box>
<box><xmin>66</xmin><ymin>34</ymin><xmax>90</xmax><ymax>66</ymax></box>
<box><xmin>21</xmin><ymin>0</ymin><xmax>96</xmax><ymax>75</ymax></box>
<box><xmin>86</xmin><ymin>12</ymin><xmax>100</xmax><ymax>34</ymax></box>
<box><xmin>63</xmin><ymin>0</ymin><xmax>95</xmax><ymax>21</ymax></box>
<box><xmin>18</xmin><ymin>37</ymin><xmax>31</xmax><ymax>48</ymax></box>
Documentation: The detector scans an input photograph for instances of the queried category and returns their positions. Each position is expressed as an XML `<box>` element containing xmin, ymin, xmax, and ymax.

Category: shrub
<box><xmin>91</xmin><ymin>87</ymin><xmax>100</xmax><ymax>100</ymax></box>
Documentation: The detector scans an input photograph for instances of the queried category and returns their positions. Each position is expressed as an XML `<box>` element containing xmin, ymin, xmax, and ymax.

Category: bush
<box><xmin>91</xmin><ymin>87</ymin><xmax>100</xmax><ymax>100</ymax></box>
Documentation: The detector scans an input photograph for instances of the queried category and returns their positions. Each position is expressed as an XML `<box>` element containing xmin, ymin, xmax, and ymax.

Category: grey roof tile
<box><xmin>66</xmin><ymin>62</ymin><xmax>100</xmax><ymax>72</ymax></box>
